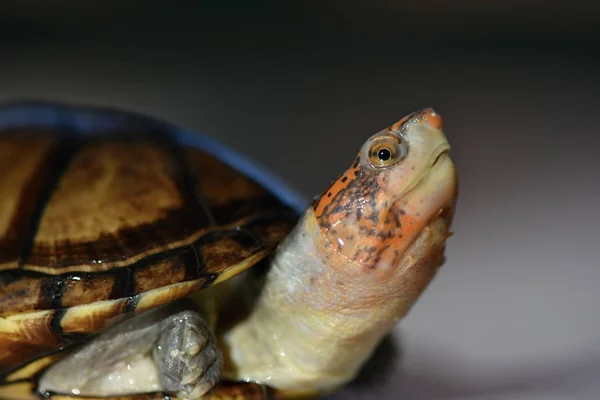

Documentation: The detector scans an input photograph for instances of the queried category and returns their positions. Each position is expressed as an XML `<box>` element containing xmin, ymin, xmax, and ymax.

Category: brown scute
<box><xmin>0</xmin><ymin>132</ymin><xmax>57</xmax><ymax>270</ymax></box>
<box><xmin>248</xmin><ymin>218</ymin><xmax>297</xmax><ymax>244</ymax></box>
<box><xmin>0</xmin><ymin>311</ymin><xmax>61</xmax><ymax>376</ymax></box>
<box><xmin>59</xmin><ymin>298</ymin><xmax>129</xmax><ymax>334</ymax></box>
<box><xmin>27</xmin><ymin>140</ymin><xmax>206</xmax><ymax>270</ymax></box>
<box><xmin>132</xmin><ymin>279</ymin><xmax>210</xmax><ymax>315</ymax></box>
<box><xmin>0</xmin><ymin>274</ymin><xmax>44</xmax><ymax>316</ymax></box>
<box><xmin>184</xmin><ymin>148</ymin><xmax>274</xmax><ymax>225</ymax></box>
<box><xmin>133</xmin><ymin>253</ymin><xmax>188</xmax><ymax>294</ymax></box>
<box><xmin>60</xmin><ymin>273</ymin><xmax>116</xmax><ymax>308</ymax></box>
<box><xmin>201</xmin><ymin>234</ymin><xmax>262</xmax><ymax>274</ymax></box>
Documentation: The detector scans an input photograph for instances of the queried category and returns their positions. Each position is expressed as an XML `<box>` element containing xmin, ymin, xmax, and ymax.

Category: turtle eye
<box><xmin>368</xmin><ymin>136</ymin><xmax>407</xmax><ymax>168</ymax></box>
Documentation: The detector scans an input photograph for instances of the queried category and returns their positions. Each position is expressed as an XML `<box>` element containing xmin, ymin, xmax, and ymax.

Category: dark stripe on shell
<box><xmin>38</xmin><ymin>275</ymin><xmax>66</xmax><ymax>310</ymax></box>
<box><xmin>147</xmin><ymin>129</ymin><xmax>217</xmax><ymax>228</ymax></box>
<box><xmin>109</xmin><ymin>268</ymin><xmax>135</xmax><ymax>300</ymax></box>
<box><xmin>49</xmin><ymin>308</ymin><xmax>66</xmax><ymax>338</ymax></box>
<box><xmin>124</xmin><ymin>294</ymin><xmax>141</xmax><ymax>315</ymax></box>
<box><xmin>49</xmin><ymin>307</ymin><xmax>94</xmax><ymax>344</ymax></box>
<box><xmin>0</xmin><ymin>137</ymin><xmax>85</xmax><ymax>268</ymax></box>
<box><xmin>18</xmin><ymin>137</ymin><xmax>87</xmax><ymax>268</ymax></box>
<box><xmin>184</xmin><ymin>245</ymin><xmax>204</xmax><ymax>281</ymax></box>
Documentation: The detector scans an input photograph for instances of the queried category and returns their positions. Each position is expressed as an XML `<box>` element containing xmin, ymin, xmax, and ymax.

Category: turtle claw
<box><xmin>186</xmin><ymin>343</ymin><xmax>202</xmax><ymax>357</ymax></box>
<box><xmin>153</xmin><ymin>311</ymin><xmax>222</xmax><ymax>399</ymax></box>
<box><xmin>179</xmin><ymin>356</ymin><xmax>221</xmax><ymax>399</ymax></box>
<box><xmin>180</xmin><ymin>358</ymin><xmax>221</xmax><ymax>400</ymax></box>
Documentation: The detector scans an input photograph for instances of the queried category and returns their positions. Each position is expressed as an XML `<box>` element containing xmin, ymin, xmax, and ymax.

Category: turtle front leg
<box><xmin>153</xmin><ymin>311</ymin><xmax>222</xmax><ymax>399</ymax></box>
<box><xmin>38</xmin><ymin>304</ymin><xmax>222</xmax><ymax>400</ymax></box>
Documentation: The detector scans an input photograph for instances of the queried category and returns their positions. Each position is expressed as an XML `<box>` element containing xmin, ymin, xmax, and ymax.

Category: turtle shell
<box><xmin>0</xmin><ymin>102</ymin><xmax>303</xmax><ymax>400</ymax></box>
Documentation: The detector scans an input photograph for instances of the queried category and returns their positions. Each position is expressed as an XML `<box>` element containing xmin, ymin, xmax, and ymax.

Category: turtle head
<box><xmin>312</xmin><ymin>108</ymin><xmax>457</xmax><ymax>285</ymax></box>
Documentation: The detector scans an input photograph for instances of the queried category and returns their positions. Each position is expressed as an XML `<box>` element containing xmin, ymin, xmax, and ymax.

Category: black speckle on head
<box><xmin>327</xmin><ymin>192</ymin><xmax>332</xmax><ymax>197</ymax></box>
<box><xmin>392</xmin><ymin>211</ymin><xmax>402</xmax><ymax>227</ymax></box>
<box><xmin>368</xmin><ymin>210</ymin><xmax>379</xmax><ymax>225</ymax></box>
<box><xmin>377</xmin><ymin>231</ymin><xmax>391</xmax><ymax>239</ymax></box>
<box><xmin>368</xmin><ymin>255</ymin><xmax>381</xmax><ymax>269</ymax></box>
<box><xmin>365</xmin><ymin>246</ymin><xmax>378</xmax><ymax>255</ymax></box>
<box><xmin>320</xmin><ymin>219</ymin><xmax>332</xmax><ymax>230</ymax></box>
<box><xmin>341</xmin><ymin>176</ymin><xmax>348</xmax><ymax>183</ymax></box>
<box><xmin>356</xmin><ymin>207</ymin><xmax>363</xmax><ymax>219</ymax></box>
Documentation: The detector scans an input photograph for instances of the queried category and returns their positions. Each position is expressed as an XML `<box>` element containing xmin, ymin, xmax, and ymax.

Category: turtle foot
<box><xmin>153</xmin><ymin>311</ymin><xmax>223</xmax><ymax>400</ymax></box>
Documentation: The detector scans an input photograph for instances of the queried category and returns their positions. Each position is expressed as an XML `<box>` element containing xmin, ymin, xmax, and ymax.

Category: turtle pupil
<box><xmin>377</xmin><ymin>148</ymin><xmax>392</xmax><ymax>162</ymax></box>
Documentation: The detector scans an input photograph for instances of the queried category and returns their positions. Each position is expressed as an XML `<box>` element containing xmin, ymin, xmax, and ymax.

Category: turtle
<box><xmin>0</xmin><ymin>102</ymin><xmax>458</xmax><ymax>400</ymax></box>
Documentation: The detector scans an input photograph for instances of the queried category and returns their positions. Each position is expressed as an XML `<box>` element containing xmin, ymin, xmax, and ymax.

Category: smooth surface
<box><xmin>0</xmin><ymin>2</ymin><xmax>599</xmax><ymax>398</ymax></box>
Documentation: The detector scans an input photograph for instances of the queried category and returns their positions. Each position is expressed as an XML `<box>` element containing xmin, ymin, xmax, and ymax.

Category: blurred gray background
<box><xmin>1</xmin><ymin>1</ymin><xmax>599</xmax><ymax>399</ymax></box>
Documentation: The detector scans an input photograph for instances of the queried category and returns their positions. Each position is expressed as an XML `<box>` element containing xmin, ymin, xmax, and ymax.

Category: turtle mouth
<box><xmin>431</xmin><ymin>147</ymin><xmax>450</xmax><ymax>168</ymax></box>
<box><xmin>396</xmin><ymin>143</ymin><xmax>451</xmax><ymax>200</ymax></box>
<box><xmin>415</xmin><ymin>146</ymin><xmax>453</xmax><ymax>193</ymax></box>
<box><xmin>428</xmin><ymin>139</ymin><xmax>452</xmax><ymax>167</ymax></box>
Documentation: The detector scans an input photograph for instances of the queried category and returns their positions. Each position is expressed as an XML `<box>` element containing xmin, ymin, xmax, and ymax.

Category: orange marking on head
<box><xmin>313</xmin><ymin>165</ymin><xmax>359</xmax><ymax>218</ymax></box>
<box><xmin>390</xmin><ymin>114</ymin><xmax>412</xmax><ymax>132</ymax></box>
<box><xmin>420</xmin><ymin>108</ymin><xmax>443</xmax><ymax>130</ymax></box>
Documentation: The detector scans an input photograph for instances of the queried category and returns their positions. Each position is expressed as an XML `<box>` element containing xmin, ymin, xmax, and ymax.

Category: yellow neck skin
<box><xmin>222</xmin><ymin>204</ymin><xmax>453</xmax><ymax>394</ymax></box>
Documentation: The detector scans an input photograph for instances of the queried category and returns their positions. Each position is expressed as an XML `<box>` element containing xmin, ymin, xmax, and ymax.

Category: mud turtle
<box><xmin>0</xmin><ymin>103</ymin><xmax>457</xmax><ymax>400</ymax></box>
